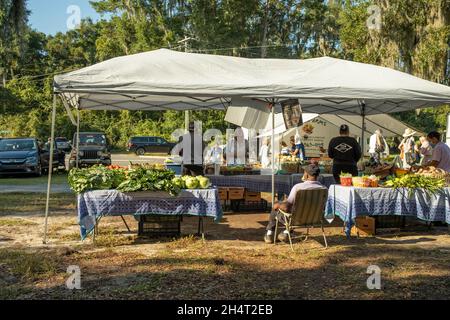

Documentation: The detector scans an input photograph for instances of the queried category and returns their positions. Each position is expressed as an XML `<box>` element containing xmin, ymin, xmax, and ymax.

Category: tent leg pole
<box><xmin>76</xmin><ymin>109</ymin><xmax>80</xmax><ymax>168</ymax></box>
<box><xmin>271</xmin><ymin>104</ymin><xmax>275</xmax><ymax>209</ymax></box>
<box><xmin>361</xmin><ymin>102</ymin><xmax>366</xmax><ymax>160</ymax></box>
<box><xmin>43</xmin><ymin>95</ymin><xmax>57</xmax><ymax>244</ymax></box>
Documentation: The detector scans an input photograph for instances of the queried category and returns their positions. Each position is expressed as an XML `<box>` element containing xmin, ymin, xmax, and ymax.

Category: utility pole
<box><xmin>178</xmin><ymin>36</ymin><xmax>197</xmax><ymax>132</ymax></box>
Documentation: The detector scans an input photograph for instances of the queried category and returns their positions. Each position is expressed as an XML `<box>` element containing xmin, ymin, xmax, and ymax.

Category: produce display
<box><xmin>413</xmin><ymin>166</ymin><xmax>449</xmax><ymax>181</ymax></box>
<box><xmin>352</xmin><ymin>175</ymin><xmax>379</xmax><ymax>188</ymax></box>
<box><xmin>68</xmin><ymin>164</ymin><xmax>211</xmax><ymax>195</ymax></box>
<box><xmin>279</xmin><ymin>155</ymin><xmax>303</xmax><ymax>174</ymax></box>
<box><xmin>384</xmin><ymin>174</ymin><xmax>445</xmax><ymax>195</ymax></box>
<box><xmin>364</xmin><ymin>162</ymin><xmax>393</xmax><ymax>178</ymax></box>
<box><xmin>340</xmin><ymin>173</ymin><xmax>353</xmax><ymax>186</ymax></box>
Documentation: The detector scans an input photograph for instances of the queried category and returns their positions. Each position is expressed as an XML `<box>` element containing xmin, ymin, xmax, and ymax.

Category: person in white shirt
<box><xmin>369</xmin><ymin>129</ymin><xmax>389</xmax><ymax>165</ymax></box>
<box><xmin>259</xmin><ymin>138</ymin><xmax>271</xmax><ymax>168</ymax></box>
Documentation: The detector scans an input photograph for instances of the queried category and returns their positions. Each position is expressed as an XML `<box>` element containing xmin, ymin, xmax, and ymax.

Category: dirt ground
<box><xmin>0</xmin><ymin>192</ymin><xmax>449</xmax><ymax>300</ymax></box>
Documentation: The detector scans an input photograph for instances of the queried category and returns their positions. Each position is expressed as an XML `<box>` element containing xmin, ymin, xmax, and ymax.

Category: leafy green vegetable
<box><xmin>68</xmin><ymin>165</ymin><xmax>179</xmax><ymax>195</ymax></box>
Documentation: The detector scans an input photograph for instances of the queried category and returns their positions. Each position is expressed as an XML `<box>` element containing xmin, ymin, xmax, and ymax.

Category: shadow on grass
<box><xmin>1</xmin><ymin>242</ymin><xmax>450</xmax><ymax>300</ymax></box>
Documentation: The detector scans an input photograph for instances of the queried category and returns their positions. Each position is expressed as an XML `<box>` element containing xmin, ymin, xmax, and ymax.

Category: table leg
<box><xmin>197</xmin><ymin>217</ymin><xmax>205</xmax><ymax>239</ymax></box>
<box><xmin>120</xmin><ymin>215</ymin><xmax>131</xmax><ymax>232</ymax></box>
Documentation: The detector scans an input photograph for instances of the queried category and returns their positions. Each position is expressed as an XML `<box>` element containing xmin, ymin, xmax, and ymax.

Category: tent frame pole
<box><xmin>76</xmin><ymin>108</ymin><xmax>80</xmax><ymax>168</ymax></box>
<box><xmin>360</xmin><ymin>101</ymin><xmax>367</xmax><ymax>158</ymax></box>
<box><xmin>271</xmin><ymin>101</ymin><xmax>276</xmax><ymax>210</ymax></box>
<box><xmin>43</xmin><ymin>94</ymin><xmax>57</xmax><ymax>244</ymax></box>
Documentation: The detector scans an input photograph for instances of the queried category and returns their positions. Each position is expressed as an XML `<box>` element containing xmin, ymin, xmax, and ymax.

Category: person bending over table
<box><xmin>328</xmin><ymin>125</ymin><xmax>362</xmax><ymax>184</ymax></box>
<box><xmin>264</xmin><ymin>164</ymin><xmax>327</xmax><ymax>244</ymax></box>
<box><xmin>425</xmin><ymin>131</ymin><xmax>450</xmax><ymax>172</ymax></box>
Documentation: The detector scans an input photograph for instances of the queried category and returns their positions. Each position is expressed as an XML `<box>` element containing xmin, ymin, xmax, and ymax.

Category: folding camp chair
<box><xmin>275</xmin><ymin>188</ymin><xmax>329</xmax><ymax>251</ymax></box>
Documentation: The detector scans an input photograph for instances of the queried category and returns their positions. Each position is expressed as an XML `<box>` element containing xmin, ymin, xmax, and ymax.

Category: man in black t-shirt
<box><xmin>328</xmin><ymin>125</ymin><xmax>362</xmax><ymax>184</ymax></box>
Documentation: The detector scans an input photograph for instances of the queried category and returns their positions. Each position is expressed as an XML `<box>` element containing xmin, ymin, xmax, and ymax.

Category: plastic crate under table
<box><xmin>138</xmin><ymin>215</ymin><xmax>181</xmax><ymax>237</ymax></box>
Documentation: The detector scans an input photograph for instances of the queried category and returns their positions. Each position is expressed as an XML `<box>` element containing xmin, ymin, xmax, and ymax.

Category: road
<box><xmin>0</xmin><ymin>153</ymin><xmax>167</xmax><ymax>194</ymax></box>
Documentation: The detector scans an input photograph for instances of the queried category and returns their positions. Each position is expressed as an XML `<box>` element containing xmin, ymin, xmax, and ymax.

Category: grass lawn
<box><xmin>0</xmin><ymin>173</ymin><xmax>69</xmax><ymax>186</ymax></box>
<box><xmin>0</xmin><ymin>192</ymin><xmax>449</xmax><ymax>300</ymax></box>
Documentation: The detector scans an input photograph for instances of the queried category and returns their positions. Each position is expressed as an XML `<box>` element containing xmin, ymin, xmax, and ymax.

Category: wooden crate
<box><xmin>228</xmin><ymin>187</ymin><xmax>245</xmax><ymax>200</ymax></box>
<box><xmin>218</xmin><ymin>188</ymin><xmax>228</xmax><ymax>201</ymax></box>
<box><xmin>351</xmin><ymin>216</ymin><xmax>376</xmax><ymax>237</ymax></box>
<box><xmin>244</xmin><ymin>191</ymin><xmax>261</xmax><ymax>202</ymax></box>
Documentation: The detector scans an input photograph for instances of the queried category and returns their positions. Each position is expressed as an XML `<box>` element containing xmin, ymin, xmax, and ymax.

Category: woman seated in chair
<box><xmin>264</xmin><ymin>164</ymin><xmax>327</xmax><ymax>244</ymax></box>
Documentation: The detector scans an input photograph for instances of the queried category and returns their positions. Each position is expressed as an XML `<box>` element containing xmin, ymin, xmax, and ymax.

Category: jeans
<box><xmin>266</xmin><ymin>210</ymin><xmax>283</xmax><ymax>232</ymax></box>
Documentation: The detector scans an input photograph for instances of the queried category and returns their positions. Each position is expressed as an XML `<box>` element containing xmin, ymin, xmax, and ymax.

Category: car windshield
<box><xmin>0</xmin><ymin>139</ymin><xmax>37</xmax><ymax>152</ymax></box>
<box><xmin>78</xmin><ymin>134</ymin><xmax>106</xmax><ymax>146</ymax></box>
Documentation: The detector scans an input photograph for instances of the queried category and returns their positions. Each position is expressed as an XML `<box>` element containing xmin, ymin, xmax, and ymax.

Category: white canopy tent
<box><xmin>43</xmin><ymin>48</ymin><xmax>450</xmax><ymax>243</ymax></box>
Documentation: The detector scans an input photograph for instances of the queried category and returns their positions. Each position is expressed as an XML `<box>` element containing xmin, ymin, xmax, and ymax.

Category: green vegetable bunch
<box><xmin>385</xmin><ymin>174</ymin><xmax>445</xmax><ymax>196</ymax></box>
<box><xmin>117</xmin><ymin>167</ymin><xmax>179</xmax><ymax>195</ymax></box>
<box><xmin>68</xmin><ymin>165</ymin><xmax>180</xmax><ymax>196</ymax></box>
<box><xmin>68</xmin><ymin>166</ymin><xmax>126</xmax><ymax>194</ymax></box>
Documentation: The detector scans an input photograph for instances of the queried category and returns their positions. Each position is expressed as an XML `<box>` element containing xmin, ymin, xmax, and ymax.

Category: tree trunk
<box><xmin>261</xmin><ymin>0</ymin><xmax>270</xmax><ymax>58</ymax></box>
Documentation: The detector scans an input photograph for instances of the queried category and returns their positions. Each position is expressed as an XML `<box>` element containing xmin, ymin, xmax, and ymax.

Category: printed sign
<box><xmin>281</xmin><ymin>99</ymin><xmax>303</xmax><ymax>130</ymax></box>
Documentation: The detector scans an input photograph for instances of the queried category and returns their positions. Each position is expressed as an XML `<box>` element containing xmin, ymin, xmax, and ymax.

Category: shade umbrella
<box><xmin>43</xmin><ymin>49</ymin><xmax>450</xmax><ymax>243</ymax></box>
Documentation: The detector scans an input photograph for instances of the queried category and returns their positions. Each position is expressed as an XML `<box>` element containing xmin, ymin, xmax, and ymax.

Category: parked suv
<box><xmin>69</xmin><ymin>132</ymin><xmax>111</xmax><ymax>170</ymax></box>
<box><xmin>55</xmin><ymin>137</ymin><xmax>72</xmax><ymax>152</ymax></box>
<box><xmin>127</xmin><ymin>136</ymin><xmax>176</xmax><ymax>155</ymax></box>
<box><xmin>0</xmin><ymin>138</ymin><xmax>59</xmax><ymax>176</ymax></box>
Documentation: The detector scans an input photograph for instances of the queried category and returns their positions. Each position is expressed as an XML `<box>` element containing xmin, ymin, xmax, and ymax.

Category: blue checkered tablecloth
<box><xmin>77</xmin><ymin>189</ymin><xmax>223</xmax><ymax>240</ymax></box>
<box><xmin>208</xmin><ymin>174</ymin><xmax>335</xmax><ymax>195</ymax></box>
<box><xmin>325</xmin><ymin>185</ymin><xmax>450</xmax><ymax>236</ymax></box>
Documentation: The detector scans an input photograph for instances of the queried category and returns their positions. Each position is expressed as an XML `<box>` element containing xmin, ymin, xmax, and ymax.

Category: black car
<box><xmin>127</xmin><ymin>136</ymin><xmax>176</xmax><ymax>155</ymax></box>
<box><xmin>0</xmin><ymin>138</ymin><xmax>59</xmax><ymax>176</ymax></box>
<box><xmin>55</xmin><ymin>137</ymin><xmax>72</xmax><ymax>152</ymax></box>
<box><xmin>69</xmin><ymin>132</ymin><xmax>111</xmax><ymax>170</ymax></box>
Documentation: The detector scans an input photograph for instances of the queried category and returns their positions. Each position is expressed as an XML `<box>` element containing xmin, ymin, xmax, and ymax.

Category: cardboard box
<box><xmin>218</xmin><ymin>188</ymin><xmax>228</xmax><ymax>201</ymax></box>
<box><xmin>351</xmin><ymin>216</ymin><xmax>376</xmax><ymax>237</ymax></box>
<box><xmin>228</xmin><ymin>187</ymin><xmax>245</xmax><ymax>200</ymax></box>
<box><xmin>245</xmin><ymin>191</ymin><xmax>262</xmax><ymax>202</ymax></box>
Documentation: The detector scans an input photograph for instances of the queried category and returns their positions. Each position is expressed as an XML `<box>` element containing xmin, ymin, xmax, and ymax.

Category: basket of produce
<box><xmin>394</xmin><ymin>168</ymin><xmax>409</xmax><ymax>177</ymax></box>
<box><xmin>280</xmin><ymin>162</ymin><xmax>299</xmax><ymax>174</ymax></box>
<box><xmin>340</xmin><ymin>173</ymin><xmax>353</xmax><ymax>186</ymax></box>
<box><xmin>352</xmin><ymin>176</ymin><xmax>371</xmax><ymax>188</ymax></box>
<box><xmin>368</xmin><ymin>175</ymin><xmax>379</xmax><ymax>187</ymax></box>
<box><xmin>365</xmin><ymin>163</ymin><xmax>393</xmax><ymax>179</ymax></box>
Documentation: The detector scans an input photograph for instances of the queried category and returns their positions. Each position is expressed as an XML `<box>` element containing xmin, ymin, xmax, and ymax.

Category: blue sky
<box><xmin>28</xmin><ymin>0</ymin><xmax>108</xmax><ymax>35</ymax></box>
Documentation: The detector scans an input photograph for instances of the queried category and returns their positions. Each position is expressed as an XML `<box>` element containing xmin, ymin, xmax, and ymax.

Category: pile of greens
<box><xmin>68</xmin><ymin>166</ymin><xmax>126</xmax><ymax>194</ymax></box>
<box><xmin>68</xmin><ymin>165</ymin><xmax>179</xmax><ymax>195</ymax></box>
<box><xmin>385</xmin><ymin>174</ymin><xmax>445</xmax><ymax>196</ymax></box>
<box><xmin>116</xmin><ymin>166</ymin><xmax>178</xmax><ymax>194</ymax></box>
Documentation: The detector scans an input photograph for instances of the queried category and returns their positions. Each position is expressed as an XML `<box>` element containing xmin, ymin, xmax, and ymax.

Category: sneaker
<box><xmin>264</xmin><ymin>233</ymin><xmax>274</xmax><ymax>244</ymax></box>
<box><xmin>277</xmin><ymin>231</ymin><xmax>291</xmax><ymax>243</ymax></box>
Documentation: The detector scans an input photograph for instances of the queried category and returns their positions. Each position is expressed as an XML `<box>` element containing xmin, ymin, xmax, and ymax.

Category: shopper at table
<box><xmin>328</xmin><ymin>125</ymin><xmax>361</xmax><ymax>184</ymax></box>
<box><xmin>369</xmin><ymin>129</ymin><xmax>389</xmax><ymax>165</ymax></box>
<box><xmin>418</xmin><ymin>136</ymin><xmax>433</xmax><ymax>165</ymax></box>
<box><xmin>426</xmin><ymin>131</ymin><xmax>450</xmax><ymax>172</ymax></box>
<box><xmin>280</xmin><ymin>141</ymin><xmax>290</xmax><ymax>156</ymax></box>
<box><xmin>295</xmin><ymin>128</ymin><xmax>306</xmax><ymax>160</ymax></box>
<box><xmin>264</xmin><ymin>164</ymin><xmax>326</xmax><ymax>244</ymax></box>
<box><xmin>290</xmin><ymin>136</ymin><xmax>303</xmax><ymax>159</ymax></box>
<box><xmin>398</xmin><ymin>128</ymin><xmax>417</xmax><ymax>169</ymax></box>
<box><xmin>180</xmin><ymin>122</ymin><xmax>205</xmax><ymax>176</ymax></box>
<box><xmin>260</xmin><ymin>138</ymin><xmax>271</xmax><ymax>168</ymax></box>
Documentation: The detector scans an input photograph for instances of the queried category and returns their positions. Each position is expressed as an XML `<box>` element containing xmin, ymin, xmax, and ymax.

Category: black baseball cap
<box><xmin>340</xmin><ymin>124</ymin><xmax>349</xmax><ymax>133</ymax></box>
<box><xmin>304</xmin><ymin>164</ymin><xmax>321</xmax><ymax>177</ymax></box>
